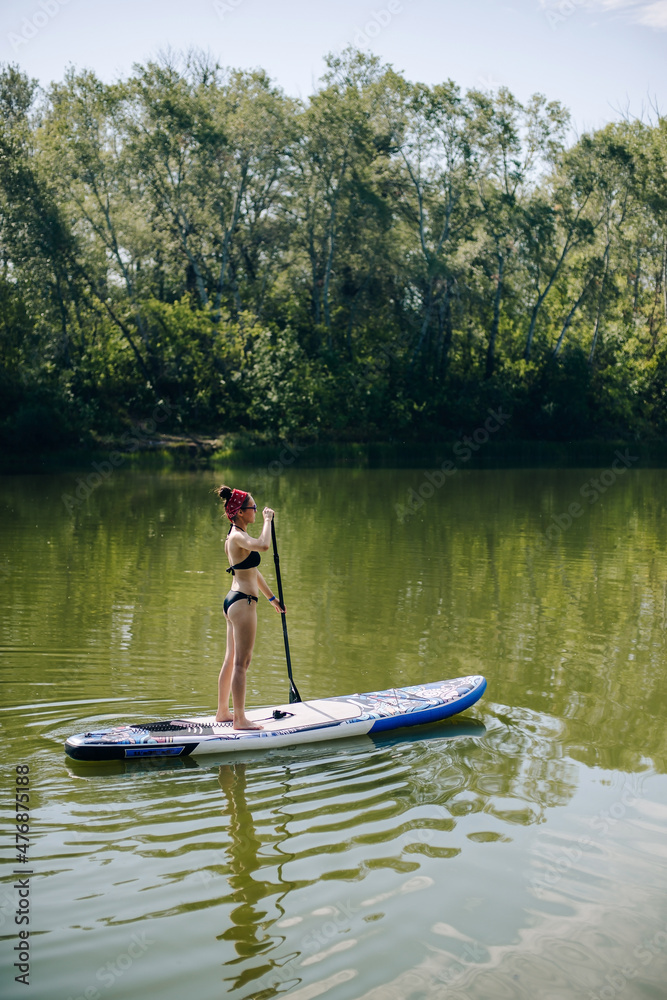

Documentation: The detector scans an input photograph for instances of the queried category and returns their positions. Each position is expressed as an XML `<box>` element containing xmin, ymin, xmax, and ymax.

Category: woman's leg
<box><xmin>227</xmin><ymin>600</ymin><xmax>262</xmax><ymax>730</ymax></box>
<box><xmin>216</xmin><ymin>615</ymin><xmax>235</xmax><ymax>723</ymax></box>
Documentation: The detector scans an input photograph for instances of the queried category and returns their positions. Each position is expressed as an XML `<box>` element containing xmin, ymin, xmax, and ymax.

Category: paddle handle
<box><xmin>271</xmin><ymin>519</ymin><xmax>302</xmax><ymax>703</ymax></box>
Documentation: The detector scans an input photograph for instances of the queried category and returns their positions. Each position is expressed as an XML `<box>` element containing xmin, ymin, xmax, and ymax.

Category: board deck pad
<box><xmin>65</xmin><ymin>675</ymin><xmax>487</xmax><ymax>761</ymax></box>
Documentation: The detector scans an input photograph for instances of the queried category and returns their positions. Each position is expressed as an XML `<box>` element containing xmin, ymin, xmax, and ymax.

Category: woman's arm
<box><xmin>229</xmin><ymin>508</ymin><xmax>274</xmax><ymax>554</ymax></box>
<box><xmin>257</xmin><ymin>571</ymin><xmax>285</xmax><ymax>612</ymax></box>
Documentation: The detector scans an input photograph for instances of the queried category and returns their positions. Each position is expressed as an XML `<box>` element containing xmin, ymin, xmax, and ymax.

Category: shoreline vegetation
<box><xmin>1</xmin><ymin>50</ymin><xmax>666</xmax><ymax>464</ymax></box>
<box><xmin>3</xmin><ymin>434</ymin><xmax>667</xmax><ymax>476</ymax></box>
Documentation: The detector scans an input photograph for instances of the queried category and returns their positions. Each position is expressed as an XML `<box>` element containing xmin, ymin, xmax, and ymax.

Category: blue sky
<box><xmin>1</xmin><ymin>0</ymin><xmax>665</xmax><ymax>134</ymax></box>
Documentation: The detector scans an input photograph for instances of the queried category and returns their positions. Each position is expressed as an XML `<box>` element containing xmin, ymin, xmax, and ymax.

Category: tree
<box><xmin>396</xmin><ymin>78</ymin><xmax>476</xmax><ymax>371</ymax></box>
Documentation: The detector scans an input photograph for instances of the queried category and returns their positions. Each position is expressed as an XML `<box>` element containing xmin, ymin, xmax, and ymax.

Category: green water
<box><xmin>1</xmin><ymin>465</ymin><xmax>666</xmax><ymax>1000</ymax></box>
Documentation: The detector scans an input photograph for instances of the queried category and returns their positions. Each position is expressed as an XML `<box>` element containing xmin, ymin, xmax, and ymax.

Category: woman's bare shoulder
<box><xmin>228</xmin><ymin>528</ymin><xmax>268</xmax><ymax>553</ymax></box>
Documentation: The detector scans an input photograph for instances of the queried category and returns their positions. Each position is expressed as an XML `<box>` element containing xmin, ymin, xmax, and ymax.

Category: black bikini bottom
<box><xmin>223</xmin><ymin>590</ymin><xmax>259</xmax><ymax>616</ymax></box>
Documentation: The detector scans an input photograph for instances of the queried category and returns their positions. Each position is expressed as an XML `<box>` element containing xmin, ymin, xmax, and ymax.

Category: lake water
<box><xmin>1</xmin><ymin>464</ymin><xmax>666</xmax><ymax>999</ymax></box>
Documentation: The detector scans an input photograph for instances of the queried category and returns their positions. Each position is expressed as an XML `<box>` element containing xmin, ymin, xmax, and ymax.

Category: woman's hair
<box><xmin>214</xmin><ymin>485</ymin><xmax>250</xmax><ymax>521</ymax></box>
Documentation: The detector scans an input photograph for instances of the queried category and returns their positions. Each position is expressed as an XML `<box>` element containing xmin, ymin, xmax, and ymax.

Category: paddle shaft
<box><xmin>271</xmin><ymin>519</ymin><xmax>301</xmax><ymax>703</ymax></box>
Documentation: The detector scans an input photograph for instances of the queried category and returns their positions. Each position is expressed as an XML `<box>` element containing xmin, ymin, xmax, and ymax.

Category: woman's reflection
<box><xmin>215</xmin><ymin>762</ymin><xmax>284</xmax><ymax>995</ymax></box>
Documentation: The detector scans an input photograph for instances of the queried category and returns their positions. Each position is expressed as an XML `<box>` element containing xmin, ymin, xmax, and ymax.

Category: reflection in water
<box><xmin>216</xmin><ymin>763</ymin><xmax>275</xmax><ymax>992</ymax></box>
<box><xmin>202</xmin><ymin>718</ymin><xmax>568</xmax><ymax>1000</ymax></box>
<box><xmin>370</xmin><ymin>719</ymin><xmax>486</xmax><ymax>750</ymax></box>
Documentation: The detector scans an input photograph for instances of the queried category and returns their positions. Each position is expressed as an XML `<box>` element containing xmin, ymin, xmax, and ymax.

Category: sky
<box><xmin>0</xmin><ymin>0</ymin><xmax>665</xmax><ymax>134</ymax></box>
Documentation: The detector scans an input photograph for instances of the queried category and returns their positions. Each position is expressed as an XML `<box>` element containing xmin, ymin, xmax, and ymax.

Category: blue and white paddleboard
<box><xmin>64</xmin><ymin>675</ymin><xmax>487</xmax><ymax>761</ymax></box>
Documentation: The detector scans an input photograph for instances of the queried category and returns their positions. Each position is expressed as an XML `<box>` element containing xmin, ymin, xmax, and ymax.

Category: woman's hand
<box><xmin>263</xmin><ymin>506</ymin><xmax>275</xmax><ymax>520</ymax></box>
<box><xmin>272</xmin><ymin>600</ymin><xmax>286</xmax><ymax>614</ymax></box>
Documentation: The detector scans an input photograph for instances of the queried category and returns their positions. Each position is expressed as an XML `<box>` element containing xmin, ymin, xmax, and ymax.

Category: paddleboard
<box><xmin>64</xmin><ymin>675</ymin><xmax>487</xmax><ymax>761</ymax></box>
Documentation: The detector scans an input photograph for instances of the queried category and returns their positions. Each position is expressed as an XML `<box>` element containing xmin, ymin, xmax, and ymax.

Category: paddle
<box><xmin>271</xmin><ymin>519</ymin><xmax>302</xmax><ymax>703</ymax></box>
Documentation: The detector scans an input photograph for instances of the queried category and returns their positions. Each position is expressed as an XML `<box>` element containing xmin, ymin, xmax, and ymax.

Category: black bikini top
<box><xmin>226</xmin><ymin>525</ymin><xmax>261</xmax><ymax>575</ymax></box>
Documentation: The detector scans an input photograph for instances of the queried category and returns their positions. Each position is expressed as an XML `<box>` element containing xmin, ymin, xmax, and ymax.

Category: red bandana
<box><xmin>225</xmin><ymin>489</ymin><xmax>248</xmax><ymax>521</ymax></box>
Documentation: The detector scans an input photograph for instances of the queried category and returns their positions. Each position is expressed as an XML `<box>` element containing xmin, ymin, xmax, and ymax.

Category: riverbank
<box><xmin>2</xmin><ymin>433</ymin><xmax>667</xmax><ymax>475</ymax></box>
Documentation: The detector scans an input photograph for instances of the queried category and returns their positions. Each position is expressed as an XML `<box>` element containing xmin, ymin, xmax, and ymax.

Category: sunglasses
<box><xmin>241</xmin><ymin>503</ymin><xmax>257</xmax><ymax>511</ymax></box>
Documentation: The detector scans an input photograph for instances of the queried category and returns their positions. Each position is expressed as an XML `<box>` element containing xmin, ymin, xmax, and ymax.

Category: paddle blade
<box><xmin>289</xmin><ymin>681</ymin><xmax>302</xmax><ymax>704</ymax></box>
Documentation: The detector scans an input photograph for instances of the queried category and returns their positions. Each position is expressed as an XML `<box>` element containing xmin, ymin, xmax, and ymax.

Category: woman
<box><xmin>216</xmin><ymin>486</ymin><xmax>285</xmax><ymax>729</ymax></box>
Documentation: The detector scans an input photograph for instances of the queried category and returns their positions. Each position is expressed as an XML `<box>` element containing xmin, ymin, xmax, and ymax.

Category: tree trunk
<box><xmin>589</xmin><ymin>243</ymin><xmax>610</xmax><ymax>365</ymax></box>
<box><xmin>310</xmin><ymin>259</ymin><xmax>321</xmax><ymax>326</ymax></box>
<box><xmin>524</xmin><ymin>302</ymin><xmax>539</xmax><ymax>362</ymax></box>
<box><xmin>306</xmin><ymin>201</ymin><xmax>322</xmax><ymax>331</ymax></box>
<box><xmin>523</xmin><ymin>222</ymin><xmax>583</xmax><ymax>360</ymax></box>
<box><xmin>552</xmin><ymin>275</ymin><xmax>592</xmax><ymax>359</ymax></box>
<box><xmin>485</xmin><ymin>253</ymin><xmax>504</xmax><ymax>378</ymax></box>
<box><xmin>55</xmin><ymin>279</ymin><xmax>71</xmax><ymax>368</ymax></box>
<box><xmin>213</xmin><ymin>166</ymin><xmax>247</xmax><ymax>313</ymax></box>
<box><xmin>438</xmin><ymin>280</ymin><xmax>453</xmax><ymax>374</ymax></box>
<box><xmin>632</xmin><ymin>247</ymin><xmax>641</xmax><ymax>316</ymax></box>
<box><xmin>179</xmin><ymin>231</ymin><xmax>209</xmax><ymax>307</ymax></box>
<box><xmin>322</xmin><ymin>193</ymin><xmax>340</xmax><ymax>338</ymax></box>
<box><xmin>345</xmin><ymin>275</ymin><xmax>370</xmax><ymax>362</ymax></box>
<box><xmin>410</xmin><ymin>277</ymin><xmax>434</xmax><ymax>367</ymax></box>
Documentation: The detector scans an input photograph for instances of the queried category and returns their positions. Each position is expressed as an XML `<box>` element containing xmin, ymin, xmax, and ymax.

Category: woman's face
<box><xmin>243</xmin><ymin>495</ymin><xmax>257</xmax><ymax>524</ymax></box>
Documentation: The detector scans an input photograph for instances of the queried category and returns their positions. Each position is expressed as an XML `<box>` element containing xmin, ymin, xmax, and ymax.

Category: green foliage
<box><xmin>243</xmin><ymin>324</ymin><xmax>321</xmax><ymax>439</ymax></box>
<box><xmin>0</xmin><ymin>394</ymin><xmax>83</xmax><ymax>452</ymax></box>
<box><xmin>0</xmin><ymin>52</ymin><xmax>665</xmax><ymax>452</ymax></box>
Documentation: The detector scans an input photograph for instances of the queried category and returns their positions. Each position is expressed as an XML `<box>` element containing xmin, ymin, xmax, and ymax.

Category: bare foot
<box><xmin>233</xmin><ymin>719</ymin><xmax>263</xmax><ymax>731</ymax></box>
<box><xmin>215</xmin><ymin>713</ymin><xmax>233</xmax><ymax>724</ymax></box>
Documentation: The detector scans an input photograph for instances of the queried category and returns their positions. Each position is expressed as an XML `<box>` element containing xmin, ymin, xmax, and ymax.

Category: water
<box><xmin>1</xmin><ymin>465</ymin><xmax>666</xmax><ymax>999</ymax></box>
